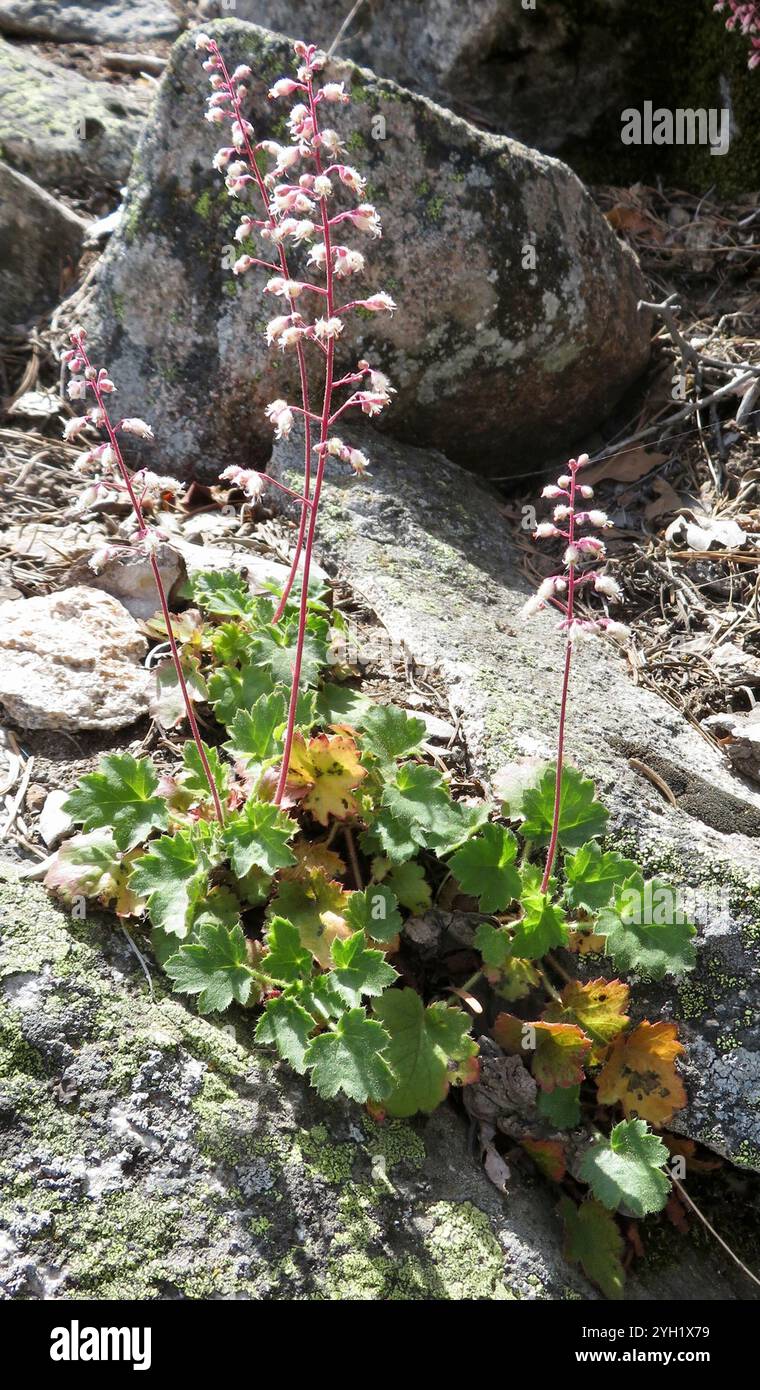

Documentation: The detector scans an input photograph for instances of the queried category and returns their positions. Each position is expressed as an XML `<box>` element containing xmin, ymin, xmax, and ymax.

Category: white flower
<box><xmin>63</xmin><ymin>416</ymin><xmax>89</xmax><ymax>441</ymax></box>
<box><xmin>268</xmin><ymin>78</ymin><xmax>300</xmax><ymax>99</ymax></box>
<box><xmin>578</xmin><ymin>484</ymin><xmax>594</xmax><ymax>499</ymax></box>
<box><xmin>314</xmin><ymin>316</ymin><xmax>344</xmax><ymax>341</ymax></box>
<box><xmin>321</xmin><ymin>82</ymin><xmax>349</xmax><ymax>103</ymax></box>
<box><xmin>348</xmin><ymin>448</ymin><xmax>370</xmax><ymax>475</ymax></box>
<box><xmin>212</xmin><ymin>147</ymin><xmax>235</xmax><ymax>170</ymax></box>
<box><xmin>318</xmin><ymin>128</ymin><xmax>343</xmax><ymax>157</ymax></box>
<box><xmin>67</xmin><ymin>378</ymin><xmax>87</xmax><ymax>401</ymax></box>
<box><xmin>313</xmin><ymin>175</ymin><xmax>333</xmax><ymax>198</ymax></box>
<box><xmin>365</xmin><ymin>367</ymin><xmax>395</xmax><ymax>397</ymax></box>
<box><xmin>348</xmin><ymin>204</ymin><xmax>381</xmax><ymax>236</ymax></box>
<box><xmin>552</xmin><ymin>505</ymin><xmax>569</xmax><ymax>521</ymax></box>
<box><xmin>194</xmin><ymin>32</ymin><xmax>214</xmax><ymax>51</ymax></box>
<box><xmin>541</xmin><ymin>484</ymin><xmax>566</xmax><ymax>499</ymax></box>
<box><xmin>291</xmin><ymin>219</ymin><xmax>316</xmax><ymax>242</ymax></box>
<box><xmin>557</xmin><ymin>474</ymin><xmax>571</xmax><ymax>488</ymax></box>
<box><xmin>534</xmin><ymin>522</ymin><xmax>559</xmax><ymax>539</ymax></box>
<box><xmin>279</xmin><ymin>324</ymin><xmax>306</xmax><ymax>350</ymax></box>
<box><xmin>220</xmin><ymin>465</ymin><xmax>266</xmax><ymax>501</ymax></box>
<box><xmin>120</xmin><ymin>418</ymin><xmax>154</xmax><ymax>439</ymax></box>
<box><xmin>265</xmin><ymin>398</ymin><xmax>295</xmax><ymax>438</ymax></box>
<box><xmin>205</xmin><ymin>108</ymin><xmax>225</xmax><ymax>125</ymax></box>
<box><xmin>593</xmin><ymin>574</ymin><xmax>623</xmax><ymax>601</ymax></box>
<box><xmin>357</xmin><ymin>292</ymin><xmax>396</xmax><ymax>314</ymax></box>
<box><xmin>603</xmin><ymin>621</ymin><xmax>629</xmax><ymax>640</ymax></box>
<box><xmin>336</xmin><ymin>164</ymin><xmax>366</xmax><ymax>195</ymax></box>
<box><xmin>325</xmin><ymin>436</ymin><xmax>346</xmax><ymax>457</ymax></box>
<box><xmin>232</xmin><ymin>64</ymin><xmax>252</xmax><ymax>81</ymax></box>
<box><xmin>233</xmin><ymin>255</ymin><xmax>254</xmax><ymax>275</ymax></box>
<box><xmin>234</xmin><ymin>216</ymin><xmax>255</xmax><ymax>242</ymax></box>
<box><xmin>100</xmin><ymin>445</ymin><xmax>117</xmax><ymax>470</ymax></box>
<box><xmin>266</xmin><ymin>276</ymin><xmax>306</xmax><ymax>298</ymax></box>
<box><xmin>334</xmin><ymin>247</ymin><xmax>365</xmax><ymax>278</ymax></box>
<box><xmin>87</xmin><ymin>544</ymin><xmax>122</xmax><ymax>574</ymax></box>
<box><xmin>563</xmin><ymin>543</ymin><xmax>580</xmax><ymax>564</ymax></box>
<box><xmin>586</xmin><ymin>509</ymin><xmax>611</xmax><ymax>528</ymax></box>
<box><xmin>265</xmin><ymin>314</ymin><xmax>292</xmax><ymax>344</ymax></box>
<box><xmin>307</xmin><ymin>242</ymin><xmax>327</xmax><ymax>270</ymax></box>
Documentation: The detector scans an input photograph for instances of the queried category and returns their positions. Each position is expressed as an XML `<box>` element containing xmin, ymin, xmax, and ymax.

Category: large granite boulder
<box><xmin>0</xmin><ymin>0</ymin><xmax>180</xmax><ymax>43</ymax></box>
<box><xmin>271</xmin><ymin>427</ymin><xmax>760</xmax><ymax>1176</ymax></box>
<box><xmin>0</xmin><ymin>36</ymin><xmax>153</xmax><ymax>193</ymax></box>
<box><xmin>0</xmin><ymin>161</ymin><xmax>88</xmax><ymax>331</ymax></box>
<box><xmin>83</xmin><ymin>19</ymin><xmax>651</xmax><ymax>482</ymax></box>
<box><xmin>2</xmin><ymin>875</ymin><xmax>757</xmax><ymax>1299</ymax></box>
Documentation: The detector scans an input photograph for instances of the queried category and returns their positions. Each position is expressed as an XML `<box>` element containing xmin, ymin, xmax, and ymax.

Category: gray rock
<box><xmin>0</xmin><ymin>0</ymin><xmax>180</xmax><ymax>43</ymax></box>
<box><xmin>1</xmin><ymin>875</ymin><xmax>756</xmax><ymax>1300</ymax></box>
<box><xmin>84</xmin><ymin>20</ymin><xmax>650</xmax><ymax>482</ymax></box>
<box><xmin>0</xmin><ymin>585</ymin><xmax>151</xmax><ymax>731</ymax></box>
<box><xmin>37</xmin><ymin>791</ymin><xmax>74</xmax><ymax>850</ymax></box>
<box><xmin>0</xmin><ymin>36</ymin><xmax>153</xmax><ymax>192</ymax></box>
<box><xmin>0</xmin><ymin>162</ymin><xmax>88</xmax><ymax>331</ymax></box>
<box><xmin>271</xmin><ymin>427</ymin><xmax>760</xmax><ymax>1173</ymax></box>
<box><xmin>202</xmin><ymin>0</ymin><xmax>635</xmax><ymax>156</ymax></box>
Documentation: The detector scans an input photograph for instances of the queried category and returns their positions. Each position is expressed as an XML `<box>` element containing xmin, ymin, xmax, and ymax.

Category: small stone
<box><xmin>0</xmin><ymin>162</ymin><xmax>88</xmax><ymax>333</ymax></box>
<box><xmin>0</xmin><ymin>585</ymin><xmax>151</xmax><ymax>731</ymax></box>
<box><xmin>24</xmin><ymin>783</ymin><xmax>47</xmax><ymax>815</ymax></box>
<box><xmin>38</xmin><ymin>790</ymin><xmax>74</xmax><ymax>849</ymax></box>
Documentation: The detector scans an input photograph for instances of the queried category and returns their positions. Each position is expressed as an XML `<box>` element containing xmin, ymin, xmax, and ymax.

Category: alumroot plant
<box><xmin>522</xmin><ymin>453</ymin><xmax>628</xmax><ymax>891</ymax></box>
<box><xmin>196</xmin><ymin>32</ymin><xmax>396</xmax><ymax>806</ymax></box>
<box><xmin>715</xmin><ymin>0</ymin><xmax>760</xmax><ymax>67</ymax></box>
<box><xmin>61</xmin><ymin>328</ymin><xmax>226</xmax><ymax>824</ymax></box>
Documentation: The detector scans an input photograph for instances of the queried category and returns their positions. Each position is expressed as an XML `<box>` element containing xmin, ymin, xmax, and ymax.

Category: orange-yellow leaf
<box><xmin>493</xmin><ymin>1013</ymin><xmax>592</xmax><ymax>1091</ymax></box>
<box><xmin>543</xmin><ymin>978</ymin><xmax>630</xmax><ymax>1062</ymax></box>
<box><xmin>596</xmin><ymin>1020</ymin><xmax>687</xmax><ymax>1127</ymax></box>
<box><xmin>521</xmin><ymin>1137</ymin><xmax>566</xmax><ymax>1182</ymax></box>
<box><xmin>287</xmin><ymin>732</ymin><xmax>367</xmax><ymax>825</ymax></box>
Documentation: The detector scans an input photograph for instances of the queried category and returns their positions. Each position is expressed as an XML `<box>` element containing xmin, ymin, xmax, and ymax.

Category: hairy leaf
<box><xmin>192</xmin><ymin>569</ymin><xmax>256</xmax><ymax>618</ymax></box>
<box><xmin>165</xmin><ymin>920</ymin><xmax>254</xmax><ymax>1013</ymax></box>
<box><xmin>560</xmin><ymin>1196</ymin><xmax>625</xmax><ymax>1300</ymax></box>
<box><xmin>287</xmin><ymin>732</ymin><xmax>367</xmax><ymax>825</ymax></box>
<box><xmin>543</xmin><ymin>978</ymin><xmax>630</xmax><ymax>1062</ymax></box>
<box><xmin>222</xmin><ymin>800</ymin><xmax>296</xmax><ymax>878</ymax></box>
<box><xmin>252</xmin><ymin>626</ymin><xmax>327</xmax><ymax>689</ymax></box>
<box><xmin>207</xmin><ymin>662</ymin><xmax>272</xmax><ymax>728</ymax></box>
<box><xmin>180</xmin><ymin>740</ymin><xmax>229</xmax><ymax>803</ymax></box>
<box><xmin>537</xmin><ymin>1084</ymin><xmax>581</xmax><ymax>1130</ymax></box>
<box><xmin>256</xmin><ymin>994</ymin><xmax>314</xmax><ymax>1074</ymax></box>
<box><xmin>579</xmin><ymin>1118</ymin><xmax>671</xmax><ymax>1216</ymax></box>
<box><xmin>224</xmin><ymin>692</ymin><xmax>286</xmax><ymax>768</ymax></box>
<box><xmin>449</xmin><ymin>823</ymin><xmax>521</xmax><ymax>913</ymax></box>
<box><xmin>596</xmin><ymin>1021</ymin><xmax>687</xmax><ymax>1126</ymax></box>
<box><xmin>493</xmin><ymin>1014</ymin><xmax>592</xmax><ymax>1091</ymax></box>
<box><xmin>383</xmin><ymin>861</ymin><xmax>432</xmax><ymax>915</ymax></box>
<box><xmin>44</xmin><ymin>831</ymin><xmax>139</xmax><ymax>915</ymax></box>
<box><xmin>128</xmin><ymin>825</ymin><xmax>212</xmax><ymax>937</ymax></box>
<box><xmin>374</xmin><ymin>762</ymin><xmax>453</xmax><ymax>862</ymax></box>
<box><xmin>521</xmin><ymin>1137</ymin><xmax>566</xmax><ymax>1182</ymax></box>
<box><xmin>315</xmin><ymin>682</ymin><xmax>371</xmax><ymax>729</ymax></box>
<box><xmin>269</xmin><ymin>873</ymin><xmax>351</xmax><ymax>968</ymax></box>
<box><xmin>259</xmin><ymin>915</ymin><xmax>313</xmax><ymax>985</ymax></box>
<box><xmin>373</xmin><ymin>988</ymin><xmax>478</xmax><ymax>1117</ymax></box>
<box><xmin>563</xmin><ymin>842</ymin><xmax>637</xmax><ymax>912</ymax></box>
<box><xmin>359</xmin><ymin>704</ymin><xmax>426</xmax><ymax>766</ymax></box>
<box><xmin>64</xmin><ymin>753</ymin><xmax>167</xmax><ymax>852</ymax></box>
<box><xmin>304</xmin><ymin>1008</ymin><xmax>394</xmax><ymax>1102</ymax></box>
<box><xmin>150</xmin><ymin>656</ymin><xmax>208</xmax><ymax>731</ymax></box>
<box><xmin>344</xmin><ymin>884</ymin><xmax>402</xmax><ymax>943</ymax></box>
<box><xmin>596</xmin><ymin>874</ymin><xmax>697</xmax><ymax>979</ymax></box>
<box><xmin>509</xmin><ymin>868</ymin><xmax>569</xmax><ymax>959</ymax></box>
<box><xmin>328</xmin><ymin>930</ymin><xmax>398</xmax><ymax>1006</ymax></box>
<box><xmin>520</xmin><ymin>765</ymin><xmax>608</xmax><ymax>848</ymax></box>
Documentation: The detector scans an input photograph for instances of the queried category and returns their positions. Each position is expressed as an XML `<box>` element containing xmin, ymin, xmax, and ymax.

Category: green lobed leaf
<box><xmin>579</xmin><ymin>1118</ymin><xmax>671</xmax><ymax>1217</ymax></box>
<box><xmin>359</xmin><ymin>704</ymin><xmax>427</xmax><ymax>766</ymax></box>
<box><xmin>560</xmin><ymin>1196</ymin><xmax>625</xmax><ymax>1300</ymax></box>
<box><xmin>520</xmin><ymin>765</ymin><xmax>608</xmax><ymax>849</ymax></box>
<box><xmin>563</xmin><ymin>841</ymin><xmax>638</xmax><ymax>912</ymax></box>
<box><xmin>192</xmin><ymin>569</ymin><xmax>257</xmax><ymax>618</ymax></box>
<box><xmin>537</xmin><ymin>1084</ymin><xmax>581</xmax><ymax>1130</ymax></box>
<box><xmin>207</xmin><ymin>663</ymin><xmax>273</xmax><ymax>728</ymax></box>
<box><xmin>449</xmin><ymin>823</ymin><xmax>521</xmax><ymax>913</ymax></box>
<box><xmin>509</xmin><ymin>866</ymin><xmax>569</xmax><ymax>959</ymax></box>
<box><xmin>221</xmin><ymin>800</ymin><xmax>297</xmax><ymax>878</ymax></box>
<box><xmin>63</xmin><ymin>753</ymin><xmax>168</xmax><ymax>852</ymax></box>
<box><xmin>373</xmin><ymin>762</ymin><xmax>453</xmax><ymax>863</ymax></box>
<box><xmin>372</xmin><ymin>988</ymin><xmax>478</xmax><ymax>1117</ymax></box>
<box><xmin>180</xmin><ymin>740</ymin><xmax>229</xmax><ymax>802</ymax></box>
<box><xmin>304</xmin><ymin>1008</ymin><xmax>395</xmax><ymax>1102</ymax></box>
<box><xmin>128</xmin><ymin>824</ymin><xmax>212</xmax><ymax>937</ymax></box>
<box><xmin>256</xmin><ymin>994</ymin><xmax>315</xmax><ymax>1074</ymax></box>
<box><xmin>165</xmin><ymin>920</ymin><xmax>254</xmax><ymax>1013</ymax></box>
<box><xmin>224</xmin><ymin>692</ymin><xmax>286</xmax><ymax>767</ymax></box>
<box><xmin>382</xmin><ymin>860</ymin><xmax>432</xmax><ymax>915</ymax></box>
<box><xmin>344</xmin><ymin>884</ymin><xmax>402</xmax><ymax>943</ymax></box>
<box><xmin>150</xmin><ymin>656</ymin><xmax>208</xmax><ymax>731</ymax></box>
<box><xmin>259</xmin><ymin>915</ymin><xmax>313</xmax><ymax>985</ymax></box>
<box><xmin>328</xmin><ymin>929</ymin><xmax>398</xmax><ymax>1007</ymax></box>
<box><xmin>595</xmin><ymin>873</ymin><xmax>696</xmax><ymax>979</ymax></box>
<box><xmin>43</xmin><ymin>831</ymin><xmax>133</xmax><ymax>911</ymax></box>
<box><xmin>251</xmin><ymin>625</ymin><xmax>327</xmax><ymax>689</ymax></box>
<box><xmin>315</xmin><ymin>683</ymin><xmax>371</xmax><ymax>729</ymax></box>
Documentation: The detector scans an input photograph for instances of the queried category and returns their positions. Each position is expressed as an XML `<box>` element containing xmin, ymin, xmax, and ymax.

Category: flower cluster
<box><xmin>523</xmin><ymin>452</ymin><xmax>627</xmax><ymax>643</ymax></box>
<box><xmin>62</xmin><ymin>328</ymin><xmax>179</xmax><ymax>533</ymax></box>
<box><xmin>196</xmin><ymin>32</ymin><xmax>396</xmax><ymax>474</ymax></box>
<box><xmin>715</xmin><ymin>1</ymin><xmax>760</xmax><ymax>67</ymax></box>
<box><xmin>197</xmin><ymin>31</ymin><xmax>397</xmax><ymax>804</ymax></box>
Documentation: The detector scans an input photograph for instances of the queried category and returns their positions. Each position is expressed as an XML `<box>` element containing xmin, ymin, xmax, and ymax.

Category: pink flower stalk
<box><xmin>523</xmin><ymin>454</ymin><xmax>628</xmax><ymax>891</ymax></box>
<box><xmin>61</xmin><ymin>327</ymin><xmax>226</xmax><ymax>825</ymax></box>
<box><xmin>715</xmin><ymin>1</ymin><xmax>760</xmax><ymax>67</ymax></box>
<box><xmin>197</xmin><ymin>34</ymin><xmax>395</xmax><ymax>805</ymax></box>
<box><xmin>198</xmin><ymin>34</ymin><xmax>319</xmax><ymax>627</ymax></box>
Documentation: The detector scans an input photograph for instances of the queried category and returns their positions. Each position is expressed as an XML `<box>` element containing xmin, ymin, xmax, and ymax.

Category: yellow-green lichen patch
<box><xmin>363</xmin><ymin>1117</ymin><xmax>426</xmax><ymax>1171</ymax></box>
<box><xmin>295</xmin><ymin>1124</ymin><xmax>357</xmax><ymax>1184</ymax></box>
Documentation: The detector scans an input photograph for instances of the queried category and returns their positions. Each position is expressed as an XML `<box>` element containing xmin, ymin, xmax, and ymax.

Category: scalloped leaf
<box><xmin>256</xmin><ymin>994</ymin><xmax>314</xmax><ymax>1074</ymax></box>
<box><xmin>492</xmin><ymin>1014</ymin><xmax>592</xmax><ymax>1091</ymax></box>
<box><xmin>449</xmin><ymin>823</ymin><xmax>521</xmax><ymax>913</ymax></box>
<box><xmin>596</xmin><ymin>874</ymin><xmax>697</xmax><ymax>979</ymax></box>
<box><xmin>579</xmin><ymin>1118</ymin><xmax>671</xmax><ymax>1217</ymax></box>
<box><xmin>543</xmin><ymin>978</ymin><xmax>630</xmax><ymax>1062</ymax></box>
<box><xmin>165</xmin><ymin>921</ymin><xmax>254</xmax><ymax>1013</ymax></box>
<box><xmin>128</xmin><ymin>824</ymin><xmax>213</xmax><ymax>937</ymax></box>
<box><xmin>221</xmin><ymin>799</ymin><xmax>297</xmax><ymax>878</ymax></box>
<box><xmin>509</xmin><ymin>867</ymin><xmax>569</xmax><ymax>959</ymax></box>
<box><xmin>563</xmin><ymin>842</ymin><xmax>637</xmax><ymax>912</ymax></box>
<box><xmin>359</xmin><ymin>704</ymin><xmax>427</xmax><ymax>766</ymax></box>
<box><xmin>269</xmin><ymin>872</ymin><xmax>351</xmax><ymax>968</ymax></box>
<box><xmin>224</xmin><ymin>692</ymin><xmax>286</xmax><ymax>768</ymax></box>
<box><xmin>63</xmin><ymin>753</ymin><xmax>167</xmax><ymax>852</ymax></box>
<box><xmin>328</xmin><ymin>930</ymin><xmax>398</xmax><ymax>1006</ymax></box>
<box><xmin>560</xmin><ymin>1197</ymin><xmax>625</xmax><ymax>1300</ymax></box>
<box><xmin>595</xmin><ymin>1020</ymin><xmax>687</xmax><ymax>1126</ymax></box>
<box><xmin>374</xmin><ymin>762</ymin><xmax>453</xmax><ymax>862</ymax></box>
<box><xmin>344</xmin><ymin>884</ymin><xmax>402</xmax><ymax>943</ymax></box>
<box><xmin>520</xmin><ymin>765</ymin><xmax>608</xmax><ymax>848</ymax></box>
<box><xmin>373</xmin><ymin>988</ymin><xmax>479</xmax><ymax>1117</ymax></box>
<box><xmin>287</xmin><ymin>732</ymin><xmax>367</xmax><ymax>825</ymax></box>
<box><xmin>304</xmin><ymin>1008</ymin><xmax>394</xmax><ymax>1102</ymax></box>
<box><xmin>259</xmin><ymin>915</ymin><xmax>313</xmax><ymax>985</ymax></box>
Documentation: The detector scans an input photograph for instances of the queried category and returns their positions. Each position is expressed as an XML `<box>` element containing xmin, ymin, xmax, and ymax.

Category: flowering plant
<box><xmin>197</xmin><ymin>32</ymin><xmax>396</xmax><ymax>807</ymax></box>
<box><xmin>715</xmin><ymin>0</ymin><xmax>760</xmax><ymax>67</ymax></box>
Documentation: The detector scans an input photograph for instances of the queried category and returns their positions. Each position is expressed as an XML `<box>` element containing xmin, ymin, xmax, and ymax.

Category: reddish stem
<box><xmin>74</xmin><ymin>344</ymin><xmax>225</xmax><ymax>824</ymax></box>
<box><xmin>211</xmin><ymin>43</ymin><xmax>312</xmax><ymax>623</ymax></box>
<box><xmin>274</xmin><ymin>72</ymin><xmax>335</xmax><ymax>806</ymax></box>
<box><xmin>540</xmin><ymin>465</ymin><xmax>578</xmax><ymax>893</ymax></box>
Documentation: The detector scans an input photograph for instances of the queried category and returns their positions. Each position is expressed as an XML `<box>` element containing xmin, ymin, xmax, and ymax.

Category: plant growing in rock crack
<box><xmin>45</xmin><ymin>33</ymin><xmax>754</xmax><ymax>1302</ymax></box>
<box><xmin>197</xmin><ymin>31</ymin><xmax>395</xmax><ymax>809</ymax></box>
